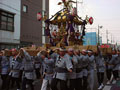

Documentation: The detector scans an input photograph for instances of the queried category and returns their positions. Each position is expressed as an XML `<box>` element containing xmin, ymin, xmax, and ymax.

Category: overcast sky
<box><xmin>50</xmin><ymin>0</ymin><xmax>120</xmax><ymax>44</ymax></box>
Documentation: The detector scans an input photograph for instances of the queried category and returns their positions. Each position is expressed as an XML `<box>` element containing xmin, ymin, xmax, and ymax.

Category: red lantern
<box><xmin>62</xmin><ymin>0</ymin><xmax>66</xmax><ymax>2</ymax></box>
<box><xmin>89</xmin><ymin>17</ymin><xmax>93</xmax><ymax>25</ymax></box>
<box><xmin>100</xmin><ymin>44</ymin><xmax>110</xmax><ymax>48</ymax></box>
<box><xmin>37</xmin><ymin>12</ymin><xmax>42</xmax><ymax>21</ymax></box>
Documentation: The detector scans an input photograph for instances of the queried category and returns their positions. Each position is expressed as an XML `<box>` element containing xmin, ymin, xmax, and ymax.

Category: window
<box><xmin>0</xmin><ymin>10</ymin><xmax>14</xmax><ymax>31</ymax></box>
<box><xmin>23</xmin><ymin>5</ymin><xmax>28</xmax><ymax>13</ymax></box>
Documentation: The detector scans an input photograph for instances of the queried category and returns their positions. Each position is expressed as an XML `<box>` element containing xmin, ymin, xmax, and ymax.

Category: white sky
<box><xmin>50</xmin><ymin>0</ymin><xmax>120</xmax><ymax>44</ymax></box>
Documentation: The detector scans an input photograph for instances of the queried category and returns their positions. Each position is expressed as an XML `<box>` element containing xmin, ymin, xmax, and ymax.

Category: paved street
<box><xmin>0</xmin><ymin>78</ymin><xmax>42</xmax><ymax>90</ymax></box>
<box><xmin>0</xmin><ymin>71</ymin><xmax>104</xmax><ymax>90</ymax></box>
<box><xmin>0</xmin><ymin>71</ymin><xmax>120</xmax><ymax>90</ymax></box>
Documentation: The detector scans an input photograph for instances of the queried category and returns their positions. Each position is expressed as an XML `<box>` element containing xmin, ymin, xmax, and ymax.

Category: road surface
<box><xmin>0</xmin><ymin>71</ymin><xmax>119</xmax><ymax>90</ymax></box>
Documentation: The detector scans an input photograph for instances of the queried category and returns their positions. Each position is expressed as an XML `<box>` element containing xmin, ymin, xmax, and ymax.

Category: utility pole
<box><xmin>76</xmin><ymin>0</ymin><xmax>78</xmax><ymax>30</ymax></box>
<box><xmin>106</xmin><ymin>30</ymin><xmax>109</xmax><ymax>44</ymax></box>
<box><xmin>98</xmin><ymin>25</ymin><xmax>103</xmax><ymax>45</ymax></box>
<box><xmin>100</xmin><ymin>33</ymin><xmax>103</xmax><ymax>44</ymax></box>
<box><xmin>111</xmin><ymin>34</ymin><xmax>112</xmax><ymax>44</ymax></box>
<box><xmin>42</xmin><ymin>0</ymin><xmax>46</xmax><ymax>45</ymax></box>
<box><xmin>75</xmin><ymin>0</ymin><xmax>83</xmax><ymax>30</ymax></box>
<box><xmin>113</xmin><ymin>36</ymin><xmax>115</xmax><ymax>44</ymax></box>
<box><xmin>76</xmin><ymin>0</ymin><xmax>83</xmax><ymax>14</ymax></box>
<box><xmin>98</xmin><ymin>25</ymin><xmax>100</xmax><ymax>45</ymax></box>
<box><xmin>76</xmin><ymin>0</ymin><xmax>78</xmax><ymax>14</ymax></box>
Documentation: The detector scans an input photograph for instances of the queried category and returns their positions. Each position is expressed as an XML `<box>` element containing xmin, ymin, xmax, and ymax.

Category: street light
<box><xmin>98</xmin><ymin>25</ymin><xmax>103</xmax><ymax>45</ymax></box>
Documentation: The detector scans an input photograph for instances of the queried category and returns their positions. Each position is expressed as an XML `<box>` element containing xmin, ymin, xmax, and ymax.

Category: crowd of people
<box><xmin>0</xmin><ymin>47</ymin><xmax>120</xmax><ymax>90</ymax></box>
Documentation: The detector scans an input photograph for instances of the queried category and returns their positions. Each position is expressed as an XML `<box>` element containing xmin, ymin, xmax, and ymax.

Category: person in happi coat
<box><xmin>7</xmin><ymin>48</ymin><xmax>22</xmax><ymax>90</ymax></box>
<box><xmin>110</xmin><ymin>50</ymin><xmax>120</xmax><ymax>81</ymax></box>
<box><xmin>81</xmin><ymin>49</ymin><xmax>89</xmax><ymax>90</ymax></box>
<box><xmin>20</xmin><ymin>48</ymin><xmax>36</xmax><ymax>90</ymax></box>
<box><xmin>104</xmin><ymin>53</ymin><xmax>113</xmax><ymax>84</ymax></box>
<box><xmin>37</xmin><ymin>50</ymin><xmax>55</xmax><ymax>90</ymax></box>
<box><xmin>0</xmin><ymin>50</ymin><xmax>9</xmax><ymax>90</ymax></box>
<box><xmin>88</xmin><ymin>50</ymin><xmax>95</xmax><ymax>90</ymax></box>
<box><xmin>66</xmin><ymin>48</ymin><xmax>78</xmax><ymax>90</ymax></box>
<box><xmin>74</xmin><ymin>50</ymin><xmax>83</xmax><ymax>90</ymax></box>
<box><xmin>51</xmin><ymin>48</ymin><xmax>73</xmax><ymax>90</ymax></box>
<box><xmin>95</xmin><ymin>52</ymin><xmax>105</xmax><ymax>90</ymax></box>
<box><xmin>33</xmin><ymin>56</ymin><xmax>41</xmax><ymax>79</ymax></box>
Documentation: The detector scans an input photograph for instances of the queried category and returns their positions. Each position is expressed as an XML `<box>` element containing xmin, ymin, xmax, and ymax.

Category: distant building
<box><xmin>0</xmin><ymin>0</ymin><xmax>21</xmax><ymax>49</ymax></box>
<box><xmin>83</xmin><ymin>32</ymin><xmax>102</xmax><ymax>45</ymax></box>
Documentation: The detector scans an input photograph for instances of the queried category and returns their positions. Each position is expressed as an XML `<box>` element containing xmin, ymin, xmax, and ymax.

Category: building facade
<box><xmin>0</xmin><ymin>0</ymin><xmax>49</xmax><ymax>49</ymax></box>
<box><xmin>20</xmin><ymin>0</ymin><xmax>49</xmax><ymax>47</ymax></box>
<box><xmin>0</xmin><ymin>0</ymin><xmax>21</xmax><ymax>49</ymax></box>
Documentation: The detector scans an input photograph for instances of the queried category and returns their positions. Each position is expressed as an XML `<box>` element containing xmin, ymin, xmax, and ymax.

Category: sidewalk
<box><xmin>103</xmin><ymin>80</ymin><xmax>120</xmax><ymax>90</ymax></box>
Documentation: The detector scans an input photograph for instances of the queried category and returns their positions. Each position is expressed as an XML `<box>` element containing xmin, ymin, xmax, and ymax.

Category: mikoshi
<box><xmin>40</xmin><ymin>0</ymin><xmax>93</xmax><ymax>47</ymax></box>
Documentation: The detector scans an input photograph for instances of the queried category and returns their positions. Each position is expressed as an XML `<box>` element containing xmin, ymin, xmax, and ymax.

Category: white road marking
<box><xmin>103</xmin><ymin>85</ymin><xmax>112</xmax><ymax>90</ymax></box>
